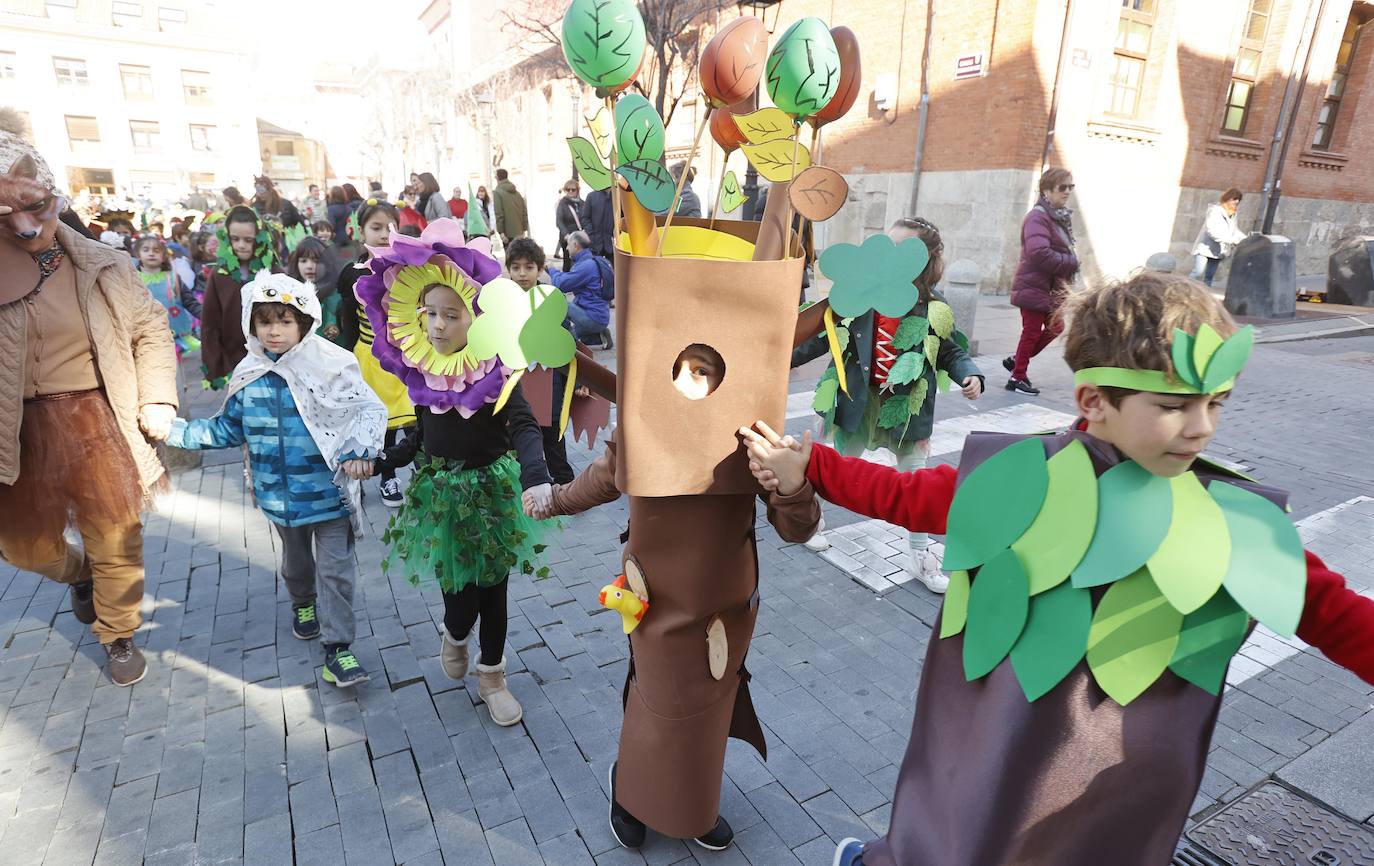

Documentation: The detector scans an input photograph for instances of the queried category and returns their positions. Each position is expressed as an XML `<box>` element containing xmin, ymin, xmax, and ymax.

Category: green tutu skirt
<box><xmin>382</xmin><ymin>453</ymin><xmax>549</xmax><ymax>593</ymax></box>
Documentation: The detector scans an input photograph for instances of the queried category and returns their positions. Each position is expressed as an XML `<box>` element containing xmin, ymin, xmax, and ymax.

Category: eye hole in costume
<box><xmin>670</xmin><ymin>343</ymin><xmax>725</xmax><ymax>401</ymax></box>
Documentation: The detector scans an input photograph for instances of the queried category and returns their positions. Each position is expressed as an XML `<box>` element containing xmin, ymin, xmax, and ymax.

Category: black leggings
<box><xmin>442</xmin><ymin>577</ymin><xmax>508</xmax><ymax>667</ymax></box>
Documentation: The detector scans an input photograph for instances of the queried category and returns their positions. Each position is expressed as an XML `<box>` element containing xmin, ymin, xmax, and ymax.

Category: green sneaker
<box><xmin>323</xmin><ymin>646</ymin><xmax>369</xmax><ymax>687</ymax></box>
<box><xmin>292</xmin><ymin>602</ymin><xmax>320</xmax><ymax>640</ymax></box>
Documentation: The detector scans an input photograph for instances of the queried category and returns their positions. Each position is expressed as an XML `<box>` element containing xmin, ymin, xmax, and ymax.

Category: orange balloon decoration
<box><xmin>700</xmin><ymin>16</ymin><xmax>770</xmax><ymax>109</ymax></box>
<box><xmin>810</xmin><ymin>26</ymin><xmax>862</xmax><ymax>128</ymax></box>
<box><xmin>710</xmin><ymin>108</ymin><xmax>749</xmax><ymax>153</ymax></box>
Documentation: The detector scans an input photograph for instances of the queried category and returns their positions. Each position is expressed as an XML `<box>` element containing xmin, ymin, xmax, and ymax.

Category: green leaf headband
<box><xmin>1074</xmin><ymin>324</ymin><xmax>1254</xmax><ymax>395</ymax></box>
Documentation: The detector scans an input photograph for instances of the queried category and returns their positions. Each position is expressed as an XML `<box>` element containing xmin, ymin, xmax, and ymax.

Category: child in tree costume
<box><xmin>742</xmin><ymin>272</ymin><xmax>1374</xmax><ymax>866</ymax></box>
<box><xmin>792</xmin><ymin>218</ymin><xmax>982</xmax><ymax>592</ymax></box>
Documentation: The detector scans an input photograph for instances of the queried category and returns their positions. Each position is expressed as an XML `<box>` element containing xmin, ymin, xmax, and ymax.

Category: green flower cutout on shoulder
<box><xmin>466</xmin><ymin>279</ymin><xmax>575</xmax><ymax>371</ymax></box>
<box><xmin>819</xmin><ymin>234</ymin><xmax>930</xmax><ymax>318</ymax></box>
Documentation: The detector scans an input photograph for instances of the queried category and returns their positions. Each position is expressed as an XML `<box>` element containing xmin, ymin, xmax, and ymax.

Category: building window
<box><xmin>53</xmin><ymin>56</ymin><xmax>89</xmax><ymax>87</ymax></box>
<box><xmin>182</xmin><ymin>69</ymin><xmax>212</xmax><ymax>105</ymax></box>
<box><xmin>158</xmin><ymin>5</ymin><xmax>187</xmax><ymax>31</ymax></box>
<box><xmin>0</xmin><ymin>52</ymin><xmax>15</xmax><ymax>80</ymax></box>
<box><xmin>189</xmin><ymin>124</ymin><xmax>216</xmax><ymax>151</ymax></box>
<box><xmin>1108</xmin><ymin>0</ymin><xmax>1155</xmax><ymax>118</ymax></box>
<box><xmin>275</xmin><ymin>140</ymin><xmax>295</xmax><ymax>157</ymax></box>
<box><xmin>45</xmin><ymin>0</ymin><xmax>77</xmax><ymax>20</ymax></box>
<box><xmin>65</xmin><ymin>115</ymin><xmax>101</xmax><ymax>146</ymax></box>
<box><xmin>1313</xmin><ymin>14</ymin><xmax>1368</xmax><ymax>149</ymax></box>
<box><xmin>120</xmin><ymin>64</ymin><xmax>154</xmax><ymax>99</ymax></box>
<box><xmin>130</xmin><ymin>120</ymin><xmax>161</xmax><ymax>150</ymax></box>
<box><xmin>1222</xmin><ymin>0</ymin><xmax>1270</xmax><ymax>134</ymax></box>
<box><xmin>112</xmin><ymin>0</ymin><xmax>141</xmax><ymax>26</ymax></box>
<box><xmin>67</xmin><ymin>167</ymin><xmax>117</xmax><ymax>196</ymax></box>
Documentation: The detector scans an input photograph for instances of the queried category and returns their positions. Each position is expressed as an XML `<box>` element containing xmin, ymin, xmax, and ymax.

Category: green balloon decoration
<box><xmin>561</xmin><ymin>0</ymin><xmax>646</xmax><ymax>90</ymax></box>
<box><xmin>614</xmin><ymin>93</ymin><xmax>665</xmax><ymax>166</ymax></box>
<box><xmin>765</xmin><ymin>17</ymin><xmax>841</xmax><ymax>118</ymax></box>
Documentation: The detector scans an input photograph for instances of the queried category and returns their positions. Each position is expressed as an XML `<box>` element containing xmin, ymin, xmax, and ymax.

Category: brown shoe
<box><xmin>104</xmin><ymin>638</ymin><xmax>147</xmax><ymax>687</ymax></box>
<box><xmin>70</xmin><ymin>581</ymin><xmax>96</xmax><ymax>625</ymax></box>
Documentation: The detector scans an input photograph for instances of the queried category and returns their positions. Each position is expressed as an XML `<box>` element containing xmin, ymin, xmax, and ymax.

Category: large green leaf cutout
<box><xmin>720</xmin><ymin>170</ymin><xmax>746</xmax><ymax>213</ymax></box>
<box><xmin>615</xmin><ymin>159</ymin><xmax>674</xmax><ymax>214</ymax></box>
<box><xmin>940</xmin><ymin>570</ymin><xmax>971</xmax><ymax>639</ymax></box>
<box><xmin>1168</xmin><ymin>588</ymin><xmax>1250</xmax><ymax>694</ymax></box>
<box><xmin>923</xmin><ymin>334</ymin><xmax>940</xmax><ymax>366</ymax></box>
<box><xmin>1211</xmin><ymin>481</ymin><xmax>1306</xmax><ymax>637</ymax></box>
<box><xmin>1011</xmin><ymin>439</ymin><xmax>1097</xmax><ymax>595</ymax></box>
<box><xmin>764</xmin><ymin>17</ymin><xmax>841</xmax><ymax>118</ymax></box>
<box><xmin>928</xmin><ymin>301</ymin><xmax>954</xmax><ymax>339</ymax></box>
<box><xmin>518</xmin><ymin>286</ymin><xmax>576</xmax><ymax>368</ymax></box>
<box><xmin>467</xmin><ymin>279</ymin><xmax>570</xmax><ymax>369</ymax></box>
<box><xmin>819</xmin><ymin>234</ymin><xmax>930</xmax><ymax>319</ymax></box>
<box><xmin>1201</xmin><ymin>326</ymin><xmax>1254</xmax><ymax>393</ymax></box>
<box><xmin>566</xmin><ymin>137</ymin><xmax>613</xmax><ymax>191</ymax></box>
<box><xmin>1086</xmin><ymin>569</ymin><xmax>1184</xmax><ymax>705</ymax></box>
<box><xmin>614</xmin><ymin>93</ymin><xmax>665</xmax><ymax>165</ymax></box>
<box><xmin>1192</xmin><ymin>324</ymin><xmax>1224</xmax><ymax>384</ymax></box>
<box><xmin>1147</xmin><ymin>472</ymin><xmax>1231</xmax><ymax>614</ymax></box>
<box><xmin>886</xmin><ymin>352</ymin><xmax>926</xmax><ymax>387</ymax></box>
<box><xmin>1010</xmin><ymin>581</ymin><xmax>1093</xmax><ymax>700</ymax></box>
<box><xmin>876</xmin><ymin>394</ymin><xmax>911</xmax><ymax>430</ymax></box>
<box><xmin>561</xmin><ymin>0</ymin><xmax>645</xmax><ymax>90</ymax></box>
<box><xmin>1171</xmin><ymin>329</ymin><xmax>1200</xmax><ymax>389</ymax></box>
<box><xmin>963</xmin><ymin>550</ymin><xmax>1031</xmax><ymax>680</ymax></box>
<box><xmin>1072</xmin><ymin>461</ymin><xmax>1172</xmax><ymax>588</ymax></box>
<box><xmin>906</xmin><ymin>379</ymin><xmax>930</xmax><ymax>416</ymax></box>
<box><xmin>811</xmin><ymin>377</ymin><xmax>838</xmax><ymax>414</ymax></box>
<box><xmin>892</xmin><ymin>316</ymin><xmax>929</xmax><ymax>351</ymax></box>
<box><xmin>945</xmin><ymin>438</ymin><xmax>1049</xmax><ymax>571</ymax></box>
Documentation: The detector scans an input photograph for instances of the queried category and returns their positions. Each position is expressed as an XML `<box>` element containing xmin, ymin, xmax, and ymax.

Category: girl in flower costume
<box><xmin>792</xmin><ymin>218</ymin><xmax>982</xmax><ymax>592</ymax></box>
<box><xmin>134</xmin><ymin>234</ymin><xmax>202</xmax><ymax>358</ymax></box>
<box><xmin>743</xmin><ymin>272</ymin><xmax>1374</xmax><ymax>866</ymax></box>
<box><xmin>350</xmin><ymin>220</ymin><xmax>564</xmax><ymax>727</ymax></box>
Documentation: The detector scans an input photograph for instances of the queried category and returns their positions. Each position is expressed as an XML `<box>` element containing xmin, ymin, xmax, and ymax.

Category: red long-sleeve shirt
<box><xmin>805</xmin><ymin>442</ymin><xmax>1374</xmax><ymax>684</ymax></box>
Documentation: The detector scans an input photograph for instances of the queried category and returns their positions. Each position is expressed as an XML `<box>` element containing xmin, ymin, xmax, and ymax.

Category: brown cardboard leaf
<box><xmin>706</xmin><ymin>616</ymin><xmax>727</xmax><ymax>681</ymax></box>
<box><xmin>788</xmin><ymin>166</ymin><xmax>848</xmax><ymax>222</ymax></box>
<box><xmin>624</xmin><ymin>557</ymin><xmax>649</xmax><ymax>600</ymax></box>
<box><xmin>522</xmin><ymin>366</ymin><xmax>555</xmax><ymax>427</ymax></box>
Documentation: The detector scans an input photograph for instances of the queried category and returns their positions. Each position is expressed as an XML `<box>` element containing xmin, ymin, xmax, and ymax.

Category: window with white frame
<box><xmin>53</xmin><ymin>56</ymin><xmax>89</xmax><ymax>87</ymax></box>
<box><xmin>189</xmin><ymin>124</ymin><xmax>216</xmax><ymax>151</ymax></box>
<box><xmin>158</xmin><ymin>5</ymin><xmax>187</xmax><ymax>31</ymax></box>
<box><xmin>0</xmin><ymin>52</ymin><xmax>15</xmax><ymax>80</ymax></box>
<box><xmin>65</xmin><ymin>115</ymin><xmax>101</xmax><ymax>146</ymax></box>
<box><xmin>120</xmin><ymin>64</ymin><xmax>154</xmax><ymax>99</ymax></box>
<box><xmin>1313</xmin><ymin>13</ymin><xmax>1370</xmax><ymax>149</ymax></box>
<box><xmin>1221</xmin><ymin>0</ymin><xmax>1271</xmax><ymax>135</ymax></box>
<box><xmin>182</xmin><ymin>69</ymin><xmax>211</xmax><ymax>105</ymax></box>
<box><xmin>130</xmin><ymin>120</ymin><xmax>161</xmax><ymax>150</ymax></box>
<box><xmin>1108</xmin><ymin>0</ymin><xmax>1155</xmax><ymax>119</ymax></box>
<box><xmin>112</xmin><ymin>0</ymin><xmax>142</xmax><ymax>26</ymax></box>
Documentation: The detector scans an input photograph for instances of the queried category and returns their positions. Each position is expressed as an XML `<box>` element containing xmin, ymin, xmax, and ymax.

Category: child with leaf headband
<box><xmin>348</xmin><ymin>219</ymin><xmax>564</xmax><ymax>728</ymax></box>
<box><xmin>200</xmin><ymin>205</ymin><xmax>280</xmax><ymax>388</ymax></box>
<box><xmin>792</xmin><ymin>218</ymin><xmax>983</xmax><ymax>593</ymax></box>
<box><xmin>744</xmin><ymin>271</ymin><xmax>1374</xmax><ymax>866</ymax></box>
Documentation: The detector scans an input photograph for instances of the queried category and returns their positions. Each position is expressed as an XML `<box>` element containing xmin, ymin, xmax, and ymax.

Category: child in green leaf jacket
<box><xmin>792</xmin><ymin>218</ymin><xmax>983</xmax><ymax>592</ymax></box>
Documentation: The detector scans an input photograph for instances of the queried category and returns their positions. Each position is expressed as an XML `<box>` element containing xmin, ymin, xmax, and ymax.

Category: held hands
<box><xmin>574</xmin><ymin>385</ymin><xmax>591</xmax><ymax>398</ymax></box>
<box><xmin>961</xmin><ymin>376</ymin><xmax>984</xmax><ymax>400</ymax></box>
<box><xmin>737</xmin><ymin>421</ymin><xmax>810</xmax><ymax>497</ymax></box>
<box><xmin>523</xmin><ymin>483</ymin><xmax>554</xmax><ymax>520</ymax></box>
<box><xmin>342</xmin><ymin>459</ymin><xmax>375</xmax><ymax>480</ymax></box>
<box><xmin>138</xmin><ymin>403</ymin><xmax>176</xmax><ymax>441</ymax></box>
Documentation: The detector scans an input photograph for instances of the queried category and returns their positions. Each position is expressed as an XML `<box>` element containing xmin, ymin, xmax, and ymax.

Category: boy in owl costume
<box><xmin>742</xmin><ymin>272</ymin><xmax>1374</xmax><ymax>866</ymax></box>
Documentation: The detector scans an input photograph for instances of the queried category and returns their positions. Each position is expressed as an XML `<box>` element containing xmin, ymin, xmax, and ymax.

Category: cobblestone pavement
<box><xmin>0</xmin><ymin>301</ymin><xmax>1369</xmax><ymax>865</ymax></box>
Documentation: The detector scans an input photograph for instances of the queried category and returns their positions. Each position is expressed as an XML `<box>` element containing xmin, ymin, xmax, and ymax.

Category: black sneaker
<box><xmin>1002</xmin><ymin>356</ymin><xmax>1015</xmax><ymax>372</ymax></box>
<box><xmin>104</xmin><ymin>638</ymin><xmax>147</xmax><ymax>687</ymax></box>
<box><xmin>380</xmin><ymin>478</ymin><xmax>404</xmax><ymax>508</ymax></box>
<box><xmin>292</xmin><ymin>602</ymin><xmax>320</xmax><ymax>640</ymax></box>
<box><xmin>70</xmin><ymin>580</ymin><xmax>96</xmax><ymax>625</ymax></box>
<box><xmin>693</xmin><ymin>815</ymin><xmax>734</xmax><ymax>851</ymax></box>
<box><xmin>1006</xmin><ymin>378</ymin><xmax>1040</xmax><ymax>395</ymax></box>
<box><xmin>323</xmin><ymin>646</ymin><xmax>369</xmax><ymax>687</ymax></box>
<box><xmin>607</xmin><ymin>762</ymin><xmax>646</xmax><ymax>849</ymax></box>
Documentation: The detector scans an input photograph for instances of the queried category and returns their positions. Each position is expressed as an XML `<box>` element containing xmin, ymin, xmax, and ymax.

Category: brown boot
<box><xmin>104</xmin><ymin>638</ymin><xmax>146</xmax><ymax>687</ymax></box>
<box><xmin>440</xmin><ymin>625</ymin><xmax>470</xmax><ymax>680</ymax></box>
<box><xmin>476</xmin><ymin>657</ymin><xmax>522</xmax><ymax>726</ymax></box>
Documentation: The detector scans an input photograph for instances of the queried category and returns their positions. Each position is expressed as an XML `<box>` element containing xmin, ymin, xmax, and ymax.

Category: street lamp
<box><xmin>477</xmin><ymin>92</ymin><xmax>496</xmax><ymax>189</ymax></box>
<box><xmin>429</xmin><ymin>119</ymin><xmax>443</xmax><ymax>176</ymax></box>
<box><xmin>736</xmin><ymin>0</ymin><xmax>784</xmax><ymax>220</ymax></box>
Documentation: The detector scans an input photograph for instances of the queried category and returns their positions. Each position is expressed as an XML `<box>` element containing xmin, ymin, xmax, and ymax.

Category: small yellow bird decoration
<box><xmin>599</xmin><ymin>575</ymin><xmax>649</xmax><ymax>635</ymax></box>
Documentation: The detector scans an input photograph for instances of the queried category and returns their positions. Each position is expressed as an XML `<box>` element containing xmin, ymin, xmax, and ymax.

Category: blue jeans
<box><xmin>564</xmin><ymin>299</ymin><xmax>607</xmax><ymax>342</ymax></box>
<box><xmin>1190</xmin><ymin>254</ymin><xmax>1221</xmax><ymax>286</ymax></box>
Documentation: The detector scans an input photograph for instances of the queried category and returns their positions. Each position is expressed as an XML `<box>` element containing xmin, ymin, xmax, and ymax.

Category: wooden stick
<box><xmin>777</xmin><ymin>127</ymin><xmax>802</xmax><ymax>260</ymax></box>
<box><xmin>792</xmin><ymin>125</ymin><xmax>821</xmax><ymax>261</ymax></box>
<box><xmin>658</xmin><ymin>107</ymin><xmax>712</xmax><ymax>252</ymax></box>
<box><xmin>606</xmin><ymin>97</ymin><xmax>622</xmax><ymax>248</ymax></box>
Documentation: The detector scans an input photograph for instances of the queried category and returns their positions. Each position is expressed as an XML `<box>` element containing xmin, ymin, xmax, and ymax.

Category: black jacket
<box><xmin>374</xmin><ymin>395</ymin><xmax>552</xmax><ymax>491</ymax></box>
<box><xmin>583</xmin><ymin>189</ymin><xmax>614</xmax><ymax>257</ymax></box>
<box><xmin>555</xmin><ymin>196</ymin><xmax>584</xmax><ymax>240</ymax></box>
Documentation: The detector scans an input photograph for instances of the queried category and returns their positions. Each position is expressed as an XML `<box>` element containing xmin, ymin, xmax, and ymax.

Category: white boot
<box><xmin>440</xmin><ymin>625</ymin><xmax>471</xmax><ymax>680</ymax></box>
<box><xmin>910</xmin><ymin>546</ymin><xmax>949</xmax><ymax>594</ymax></box>
<box><xmin>803</xmin><ymin>517</ymin><xmax>830</xmax><ymax>552</ymax></box>
<box><xmin>476</xmin><ymin>657</ymin><xmax>523</xmax><ymax>726</ymax></box>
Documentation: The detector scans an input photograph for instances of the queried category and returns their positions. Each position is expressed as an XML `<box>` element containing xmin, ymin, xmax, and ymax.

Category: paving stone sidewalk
<box><xmin>0</xmin><ymin>306</ymin><xmax>1370</xmax><ymax>865</ymax></box>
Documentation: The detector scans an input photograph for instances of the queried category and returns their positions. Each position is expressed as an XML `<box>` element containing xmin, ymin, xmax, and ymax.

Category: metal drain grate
<box><xmin>1172</xmin><ymin>782</ymin><xmax>1374</xmax><ymax>866</ymax></box>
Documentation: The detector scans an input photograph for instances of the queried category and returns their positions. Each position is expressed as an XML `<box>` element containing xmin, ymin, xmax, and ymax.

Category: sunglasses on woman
<box><xmin>1057</xmin><ymin>183</ymin><xmax>1075</xmax><ymax>193</ymax></box>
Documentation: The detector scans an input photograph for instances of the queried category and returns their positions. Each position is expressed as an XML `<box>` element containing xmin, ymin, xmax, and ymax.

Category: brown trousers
<box><xmin>0</xmin><ymin>391</ymin><xmax>145</xmax><ymax>643</ymax></box>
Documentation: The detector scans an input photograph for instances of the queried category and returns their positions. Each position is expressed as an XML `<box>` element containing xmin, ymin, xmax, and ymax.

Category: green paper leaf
<box><xmin>1011</xmin><ymin>439</ymin><xmax>1098</xmax><ymax>595</ymax></box>
<box><xmin>936</xmin><ymin>370</ymin><xmax>952</xmax><ymax>392</ymax></box>
<box><xmin>1010</xmin><ymin>581</ymin><xmax>1093</xmax><ymax>700</ymax></box>
<box><xmin>811</xmin><ymin>377</ymin><xmax>839</xmax><ymax>414</ymax></box>
<box><xmin>892</xmin><ymin>316</ymin><xmax>929</xmax><ymax>351</ymax></box>
<box><xmin>923</xmin><ymin>334</ymin><xmax>940</xmax><ymax>366</ymax></box>
<box><xmin>584</xmin><ymin>105</ymin><xmax>614</xmax><ymax>159</ymax></box>
<box><xmin>886</xmin><ymin>352</ymin><xmax>926</xmax><ymax>387</ymax></box>
<box><xmin>1201</xmin><ymin>325</ymin><xmax>1255</xmax><ymax>392</ymax></box>
<box><xmin>765</xmin><ymin>17</ymin><xmax>841</xmax><ymax>118</ymax></box>
<box><xmin>876</xmin><ymin>393</ymin><xmax>911</xmax><ymax>430</ymax></box>
<box><xmin>820</xmin><ymin>235</ymin><xmax>931</xmax><ymax>319</ymax></box>
<box><xmin>953</xmin><ymin>330</ymin><xmax>970</xmax><ymax>351</ymax></box>
<box><xmin>1086</xmin><ymin>569</ymin><xmax>1184</xmax><ymax>705</ymax></box>
<box><xmin>615</xmin><ymin>159</ymin><xmax>674</xmax><ymax>214</ymax></box>
<box><xmin>1171</xmin><ymin>329</ymin><xmax>1200</xmax><ymax>388</ymax></box>
<box><xmin>1192</xmin><ymin>323</ymin><xmax>1224</xmax><ymax>382</ymax></box>
<box><xmin>519</xmin><ymin>285</ymin><xmax>577</xmax><ymax>368</ymax></box>
<box><xmin>1147</xmin><ymin>472</ymin><xmax>1231</xmax><ymax>614</ymax></box>
<box><xmin>928</xmin><ymin>300</ymin><xmax>955</xmax><ymax>339</ymax></box>
<box><xmin>940</xmin><ymin>570</ymin><xmax>971</xmax><ymax>638</ymax></box>
<box><xmin>467</xmin><ymin>279</ymin><xmax>573</xmax><ymax>370</ymax></box>
<box><xmin>561</xmin><ymin>0</ymin><xmax>645</xmax><ymax>90</ymax></box>
<box><xmin>1211</xmin><ymin>481</ymin><xmax>1306</xmax><ymax>637</ymax></box>
<box><xmin>567</xmin><ymin>136</ymin><xmax>613</xmax><ymax>191</ymax></box>
<box><xmin>963</xmin><ymin>550</ymin><xmax>1031</xmax><ymax>680</ymax></box>
<box><xmin>834</xmin><ymin>326</ymin><xmax>850</xmax><ymax>349</ymax></box>
<box><xmin>720</xmin><ymin>170</ymin><xmax>746</xmax><ymax>213</ymax></box>
<box><xmin>906</xmin><ymin>379</ymin><xmax>930</xmax><ymax>415</ymax></box>
<box><xmin>1169</xmin><ymin>588</ymin><xmax>1250</xmax><ymax>694</ymax></box>
<box><xmin>1072</xmin><ymin>461</ymin><xmax>1172</xmax><ymax>588</ymax></box>
<box><xmin>614</xmin><ymin>93</ymin><xmax>665</xmax><ymax>165</ymax></box>
<box><xmin>945</xmin><ymin>438</ymin><xmax>1050</xmax><ymax>571</ymax></box>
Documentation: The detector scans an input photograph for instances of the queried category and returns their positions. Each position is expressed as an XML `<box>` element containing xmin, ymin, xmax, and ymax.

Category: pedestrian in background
<box><xmin>1190</xmin><ymin>187</ymin><xmax>1247</xmax><ymax>287</ymax></box>
<box><xmin>670</xmin><ymin>161</ymin><xmax>701</xmax><ymax>218</ymax></box>
<box><xmin>554</xmin><ymin>179</ymin><xmax>583</xmax><ymax>271</ymax></box>
<box><xmin>326</xmin><ymin>185</ymin><xmax>351</xmax><ymax>247</ymax></box>
<box><xmin>417</xmin><ymin>172</ymin><xmax>450</xmax><ymax>224</ymax></box>
<box><xmin>545</xmin><ymin>230</ymin><xmax>611</xmax><ymax>349</ymax></box>
<box><xmin>583</xmin><ymin>187</ymin><xmax>614</xmax><ymax>258</ymax></box>
<box><xmin>1005</xmin><ymin>167</ymin><xmax>1079</xmax><ymax>396</ymax></box>
<box><xmin>475</xmin><ymin>185</ymin><xmax>493</xmax><ymax>226</ymax></box>
<box><xmin>448</xmin><ymin>186</ymin><xmax>469</xmax><ymax>219</ymax></box>
<box><xmin>492</xmin><ymin>169</ymin><xmax>529</xmax><ymax>243</ymax></box>
<box><xmin>301</xmin><ymin>184</ymin><xmax>326</xmax><ymax>222</ymax></box>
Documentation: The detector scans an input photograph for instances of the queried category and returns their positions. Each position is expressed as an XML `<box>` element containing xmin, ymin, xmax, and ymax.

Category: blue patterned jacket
<box><xmin>168</xmin><ymin>371</ymin><xmax>355</xmax><ymax>527</ymax></box>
